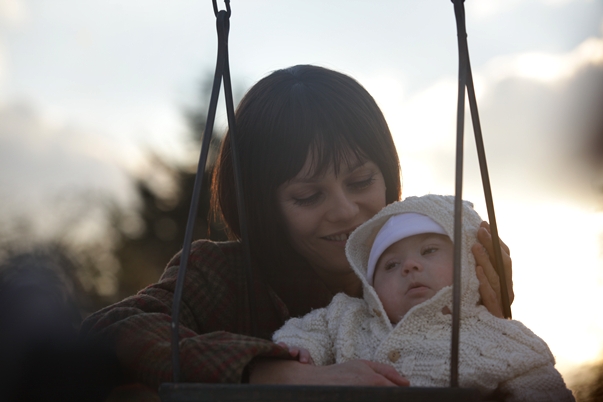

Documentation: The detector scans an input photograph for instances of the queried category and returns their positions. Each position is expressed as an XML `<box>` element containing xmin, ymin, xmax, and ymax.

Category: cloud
<box><xmin>0</xmin><ymin>0</ymin><xmax>26</xmax><ymax>26</ymax></box>
<box><xmin>469</xmin><ymin>0</ymin><xmax>588</xmax><ymax>19</ymax></box>
<box><xmin>471</xmin><ymin>34</ymin><xmax>603</xmax><ymax>202</ymax></box>
<box><xmin>470</xmin><ymin>0</ymin><xmax>524</xmax><ymax>19</ymax></box>
<box><xmin>538</xmin><ymin>0</ymin><xmax>583</xmax><ymax>6</ymax></box>
<box><xmin>0</xmin><ymin>0</ymin><xmax>27</xmax><ymax>98</ymax></box>
<box><xmin>481</xmin><ymin>36</ymin><xmax>603</xmax><ymax>84</ymax></box>
<box><xmin>0</xmin><ymin>102</ymin><xmax>137</xmax><ymax>242</ymax></box>
<box><xmin>0</xmin><ymin>39</ymin><xmax>5</xmax><ymax>86</ymax></box>
<box><xmin>389</xmin><ymin>33</ymin><xmax>603</xmax><ymax>208</ymax></box>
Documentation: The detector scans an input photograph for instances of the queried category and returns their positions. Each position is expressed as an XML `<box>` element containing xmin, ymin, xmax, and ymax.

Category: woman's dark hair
<box><xmin>211</xmin><ymin>65</ymin><xmax>401</xmax><ymax>274</ymax></box>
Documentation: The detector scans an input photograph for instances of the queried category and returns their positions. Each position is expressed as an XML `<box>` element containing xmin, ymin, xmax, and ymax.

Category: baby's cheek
<box><xmin>443</xmin><ymin>262</ymin><xmax>454</xmax><ymax>286</ymax></box>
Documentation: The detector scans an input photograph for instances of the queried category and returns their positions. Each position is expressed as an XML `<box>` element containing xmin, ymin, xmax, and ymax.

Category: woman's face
<box><xmin>277</xmin><ymin>153</ymin><xmax>387</xmax><ymax>278</ymax></box>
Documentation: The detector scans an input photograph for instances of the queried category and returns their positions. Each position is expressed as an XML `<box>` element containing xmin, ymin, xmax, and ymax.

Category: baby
<box><xmin>273</xmin><ymin>194</ymin><xmax>574</xmax><ymax>401</ymax></box>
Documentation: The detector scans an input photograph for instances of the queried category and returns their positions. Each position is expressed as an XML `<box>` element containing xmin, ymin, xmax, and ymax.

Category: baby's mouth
<box><xmin>407</xmin><ymin>283</ymin><xmax>429</xmax><ymax>293</ymax></box>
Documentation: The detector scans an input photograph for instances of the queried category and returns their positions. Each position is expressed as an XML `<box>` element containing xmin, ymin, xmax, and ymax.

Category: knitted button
<box><xmin>373</xmin><ymin>308</ymin><xmax>382</xmax><ymax>317</ymax></box>
<box><xmin>388</xmin><ymin>350</ymin><xmax>400</xmax><ymax>363</ymax></box>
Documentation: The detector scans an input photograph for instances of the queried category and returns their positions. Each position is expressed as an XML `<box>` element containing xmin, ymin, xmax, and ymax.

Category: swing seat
<box><xmin>159</xmin><ymin>383</ymin><xmax>486</xmax><ymax>402</ymax></box>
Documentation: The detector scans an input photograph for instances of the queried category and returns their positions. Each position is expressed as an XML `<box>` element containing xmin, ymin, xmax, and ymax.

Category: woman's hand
<box><xmin>276</xmin><ymin>342</ymin><xmax>314</xmax><ymax>365</ymax></box>
<box><xmin>472</xmin><ymin>221</ymin><xmax>514</xmax><ymax>318</ymax></box>
<box><xmin>249</xmin><ymin>358</ymin><xmax>410</xmax><ymax>386</ymax></box>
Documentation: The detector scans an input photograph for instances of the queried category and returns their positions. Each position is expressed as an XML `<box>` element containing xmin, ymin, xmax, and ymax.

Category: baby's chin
<box><xmin>388</xmin><ymin>295</ymin><xmax>435</xmax><ymax>324</ymax></box>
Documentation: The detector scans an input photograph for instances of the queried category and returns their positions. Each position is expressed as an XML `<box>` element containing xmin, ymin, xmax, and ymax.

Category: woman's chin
<box><xmin>310</xmin><ymin>257</ymin><xmax>354</xmax><ymax>277</ymax></box>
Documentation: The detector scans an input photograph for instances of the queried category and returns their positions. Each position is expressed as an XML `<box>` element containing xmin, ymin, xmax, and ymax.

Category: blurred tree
<box><xmin>570</xmin><ymin>359</ymin><xmax>603</xmax><ymax>402</ymax></box>
<box><xmin>0</xmin><ymin>192</ymin><xmax>127</xmax><ymax>313</ymax></box>
<box><xmin>109</xmin><ymin>73</ymin><xmax>230</xmax><ymax>303</ymax></box>
<box><xmin>0</xmin><ymin>73</ymin><xmax>236</xmax><ymax>312</ymax></box>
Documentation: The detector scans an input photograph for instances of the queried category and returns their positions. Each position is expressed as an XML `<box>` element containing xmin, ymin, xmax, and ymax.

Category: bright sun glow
<box><xmin>480</xmin><ymin>200</ymin><xmax>603</xmax><ymax>375</ymax></box>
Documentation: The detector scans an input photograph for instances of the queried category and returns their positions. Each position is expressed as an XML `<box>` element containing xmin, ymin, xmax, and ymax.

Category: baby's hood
<box><xmin>345</xmin><ymin>194</ymin><xmax>484</xmax><ymax>327</ymax></box>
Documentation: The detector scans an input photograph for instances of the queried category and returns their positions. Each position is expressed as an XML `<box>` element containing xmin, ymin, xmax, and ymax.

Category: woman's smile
<box><xmin>322</xmin><ymin>227</ymin><xmax>357</xmax><ymax>243</ymax></box>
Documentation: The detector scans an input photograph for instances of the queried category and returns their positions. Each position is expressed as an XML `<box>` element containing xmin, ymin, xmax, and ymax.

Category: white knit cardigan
<box><xmin>273</xmin><ymin>194</ymin><xmax>574</xmax><ymax>401</ymax></box>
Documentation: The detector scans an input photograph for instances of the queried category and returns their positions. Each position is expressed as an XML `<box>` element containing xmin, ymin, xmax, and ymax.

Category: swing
<box><xmin>160</xmin><ymin>1</ymin><xmax>511</xmax><ymax>400</ymax></box>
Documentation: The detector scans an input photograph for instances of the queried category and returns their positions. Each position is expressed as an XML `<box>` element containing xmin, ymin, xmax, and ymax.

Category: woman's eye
<box><xmin>293</xmin><ymin>192</ymin><xmax>322</xmax><ymax>206</ymax></box>
<box><xmin>349</xmin><ymin>176</ymin><xmax>375</xmax><ymax>190</ymax></box>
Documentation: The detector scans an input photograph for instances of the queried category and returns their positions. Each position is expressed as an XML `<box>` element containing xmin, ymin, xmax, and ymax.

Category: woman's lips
<box><xmin>322</xmin><ymin>227</ymin><xmax>357</xmax><ymax>242</ymax></box>
<box><xmin>323</xmin><ymin>232</ymin><xmax>350</xmax><ymax>242</ymax></box>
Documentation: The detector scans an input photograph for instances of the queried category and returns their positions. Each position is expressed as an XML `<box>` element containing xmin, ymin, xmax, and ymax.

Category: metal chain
<box><xmin>450</xmin><ymin>0</ymin><xmax>512</xmax><ymax>388</ymax></box>
<box><xmin>170</xmin><ymin>0</ymin><xmax>257</xmax><ymax>383</ymax></box>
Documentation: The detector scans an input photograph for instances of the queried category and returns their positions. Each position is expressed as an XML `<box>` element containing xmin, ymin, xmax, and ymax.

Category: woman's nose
<box><xmin>325</xmin><ymin>189</ymin><xmax>359</xmax><ymax>222</ymax></box>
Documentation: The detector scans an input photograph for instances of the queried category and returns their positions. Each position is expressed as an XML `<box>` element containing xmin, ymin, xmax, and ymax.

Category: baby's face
<box><xmin>373</xmin><ymin>233</ymin><xmax>453</xmax><ymax>324</ymax></box>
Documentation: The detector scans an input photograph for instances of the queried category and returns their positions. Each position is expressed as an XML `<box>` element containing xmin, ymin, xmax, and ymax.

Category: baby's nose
<box><xmin>402</xmin><ymin>258</ymin><xmax>422</xmax><ymax>275</ymax></box>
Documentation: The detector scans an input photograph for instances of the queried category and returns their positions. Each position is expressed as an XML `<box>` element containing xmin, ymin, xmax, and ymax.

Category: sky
<box><xmin>1</xmin><ymin>0</ymin><xmax>603</xmax><ymax>386</ymax></box>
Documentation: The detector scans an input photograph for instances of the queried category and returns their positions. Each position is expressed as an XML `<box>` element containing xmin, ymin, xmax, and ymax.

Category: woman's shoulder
<box><xmin>168</xmin><ymin>238</ymin><xmax>242</xmax><ymax>262</ymax></box>
<box><xmin>162</xmin><ymin>239</ymin><xmax>246</xmax><ymax>281</ymax></box>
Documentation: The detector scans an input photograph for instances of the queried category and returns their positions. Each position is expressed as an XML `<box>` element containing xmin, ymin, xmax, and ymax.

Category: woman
<box><xmin>81</xmin><ymin>65</ymin><xmax>512</xmax><ymax>392</ymax></box>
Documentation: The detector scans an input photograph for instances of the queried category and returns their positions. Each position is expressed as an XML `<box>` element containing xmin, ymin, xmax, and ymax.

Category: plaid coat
<box><xmin>80</xmin><ymin>240</ymin><xmax>334</xmax><ymax>393</ymax></box>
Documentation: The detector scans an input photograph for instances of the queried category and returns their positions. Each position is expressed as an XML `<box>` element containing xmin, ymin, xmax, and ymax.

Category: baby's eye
<box><xmin>421</xmin><ymin>246</ymin><xmax>438</xmax><ymax>256</ymax></box>
<box><xmin>384</xmin><ymin>261</ymin><xmax>400</xmax><ymax>271</ymax></box>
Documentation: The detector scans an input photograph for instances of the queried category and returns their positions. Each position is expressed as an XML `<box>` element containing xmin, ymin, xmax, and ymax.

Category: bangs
<box><xmin>270</xmin><ymin>80</ymin><xmax>382</xmax><ymax>185</ymax></box>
